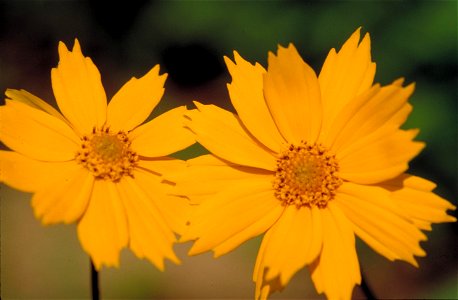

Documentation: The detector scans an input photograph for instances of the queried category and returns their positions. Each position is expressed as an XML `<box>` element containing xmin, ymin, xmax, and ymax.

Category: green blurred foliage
<box><xmin>1</xmin><ymin>0</ymin><xmax>456</xmax><ymax>299</ymax></box>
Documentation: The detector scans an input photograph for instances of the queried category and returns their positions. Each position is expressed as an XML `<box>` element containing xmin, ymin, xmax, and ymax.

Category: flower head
<box><xmin>0</xmin><ymin>39</ymin><xmax>195</xmax><ymax>270</ymax></box>
<box><xmin>171</xmin><ymin>28</ymin><xmax>456</xmax><ymax>299</ymax></box>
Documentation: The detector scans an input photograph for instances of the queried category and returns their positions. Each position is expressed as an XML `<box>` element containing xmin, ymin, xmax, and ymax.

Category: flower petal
<box><xmin>338</xmin><ymin>129</ymin><xmax>424</xmax><ymax>184</ymax></box>
<box><xmin>117</xmin><ymin>175</ymin><xmax>179</xmax><ymax>270</ymax></box>
<box><xmin>0</xmin><ymin>100</ymin><xmax>80</xmax><ymax>161</ymax></box>
<box><xmin>77</xmin><ymin>180</ymin><xmax>128</xmax><ymax>270</ymax></box>
<box><xmin>0</xmin><ymin>150</ymin><xmax>77</xmax><ymax>193</ymax></box>
<box><xmin>318</xmin><ymin>28</ymin><xmax>376</xmax><ymax>136</ymax></box>
<box><xmin>256</xmin><ymin>205</ymin><xmax>323</xmax><ymax>286</ymax></box>
<box><xmin>380</xmin><ymin>174</ymin><xmax>456</xmax><ymax>230</ymax></box>
<box><xmin>32</xmin><ymin>167</ymin><xmax>93</xmax><ymax>225</ymax></box>
<box><xmin>309</xmin><ymin>204</ymin><xmax>361</xmax><ymax>300</ymax></box>
<box><xmin>106</xmin><ymin>65</ymin><xmax>167</xmax><ymax>132</ymax></box>
<box><xmin>264</xmin><ymin>44</ymin><xmax>322</xmax><ymax>144</ymax></box>
<box><xmin>5</xmin><ymin>89</ymin><xmax>69</xmax><ymax>125</ymax></box>
<box><xmin>185</xmin><ymin>102</ymin><xmax>277</xmax><ymax>170</ymax></box>
<box><xmin>182</xmin><ymin>176</ymin><xmax>279</xmax><ymax>254</ymax></box>
<box><xmin>189</xmin><ymin>189</ymin><xmax>283</xmax><ymax>257</ymax></box>
<box><xmin>130</xmin><ymin>106</ymin><xmax>195</xmax><ymax>157</ymax></box>
<box><xmin>137</xmin><ymin>156</ymin><xmax>187</xmax><ymax>176</ymax></box>
<box><xmin>51</xmin><ymin>39</ymin><xmax>107</xmax><ymax>135</ymax></box>
<box><xmin>224</xmin><ymin>52</ymin><xmax>285</xmax><ymax>152</ymax></box>
<box><xmin>325</xmin><ymin>82</ymin><xmax>415</xmax><ymax>154</ymax></box>
<box><xmin>335</xmin><ymin>182</ymin><xmax>427</xmax><ymax>266</ymax></box>
<box><xmin>253</xmin><ymin>228</ymin><xmax>284</xmax><ymax>300</ymax></box>
<box><xmin>212</xmin><ymin>203</ymin><xmax>283</xmax><ymax>258</ymax></box>
<box><xmin>132</xmin><ymin>166</ymin><xmax>191</xmax><ymax>236</ymax></box>
<box><xmin>167</xmin><ymin>154</ymin><xmax>272</xmax><ymax>204</ymax></box>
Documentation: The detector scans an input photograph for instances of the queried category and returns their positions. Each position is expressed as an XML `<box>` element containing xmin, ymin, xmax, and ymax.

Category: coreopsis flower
<box><xmin>0</xmin><ymin>40</ymin><xmax>195</xmax><ymax>270</ymax></box>
<box><xmin>170</xmin><ymin>29</ymin><xmax>456</xmax><ymax>299</ymax></box>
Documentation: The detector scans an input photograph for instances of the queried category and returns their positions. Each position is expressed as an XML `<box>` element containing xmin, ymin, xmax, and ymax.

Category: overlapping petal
<box><xmin>318</xmin><ymin>28</ymin><xmax>376</xmax><ymax>136</ymax></box>
<box><xmin>0</xmin><ymin>100</ymin><xmax>79</xmax><ymax>161</ymax></box>
<box><xmin>185</xmin><ymin>102</ymin><xmax>277</xmax><ymax>170</ymax></box>
<box><xmin>132</xmin><ymin>166</ymin><xmax>191</xmax><ymax>236</ymax></box>
<box><xmin>117</xmin><ymin>175</ymin><xmax>179</xmax><ymax>270</ymax></box>
<box><xmin>225</xmin><ymin>52</ymin><xmax>285</xmax><ymax>152</ymax></box>
<box><xmin>320</xmin><ymin>81</ymin><xmax>424</xmax><ymax>184</ymax></box>
<box><xmin>309</xmin><ymin>204</ymin><xmax>361</xmax><ymax>300</ymax></box>
<box><xmin>137</xmin><ymin>156</ymin><xmax>187</xmax><ymax>176</ymax></box>
<box><xmin>335</xmin><ymin>182</ymin><xmax>427</xmax><ymax>266</ymax></box>
<box><xmin>254</xmin><ymin>206</ymin><xmax>323</xmax><ymax>288</ymax></box>
<box><xmin>5</xmin><ymin>89</ymin><xmax>69</xmax><ymax>125</ymax></box>
<box><xmin>181</xmin><ymin>176</ymin><xmax>281</xmax><ymax>255</ymax></box>
<box><xmin>130</xmin><ymin>106</ymin><xmax>195</xmax><ymax>157</ymax></box>
<box><xmin>77</xmin><ymin>180</ymin><xmax>128</xmax><ymax>270</ymax></box>
<box><xmin>380</xmin><ymin>175</ymin><xmax>456</xmax><ymax>230</ymax></box>
<box><xmin>325</xmin><ymin>82</ymin><xmax>415</xmax><ymax>153</ymax></box>
<box><xmin>0</xmin><ymin>150</ymin><xmax>77</xmax><ymax>193</ymax></box>
<box><xmin>168</xmin><ymin>154</ymin><xmax>272</xmax><ymax>204</ymax></box>
<box><xmin>51</xmin><ymin>39</ymin><xmax>107</xmax><ymax>135</ymax></box>
<box><xmin>106</xmin><ymin>65</ymin><xmax>166</xmax><ymax>132</ymax></box>
<box><xmin>338</xmin><ymin>129</ymin><xmax>424</xmax><ymax>184</ymax></box>
<box><xmin>32</xmin><ymin>167</ymin><xmax>93</xmax><ymax>225</ymax></box>
<box><xmin>264</xmin><ymin>44</ymin><xmax>322</xmax><ymax>144</ymax></box>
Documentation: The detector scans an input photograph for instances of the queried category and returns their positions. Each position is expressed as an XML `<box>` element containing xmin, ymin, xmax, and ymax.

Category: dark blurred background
<box><xmin>0</xmin><ymin>0</ymin><xmax>456</xmax><ymax>299</ymax></box>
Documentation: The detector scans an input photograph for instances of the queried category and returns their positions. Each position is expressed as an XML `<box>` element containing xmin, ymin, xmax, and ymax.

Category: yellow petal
<box><xmin>262</xmin><ymin>207</ymin><xmax>299</xmax><ymax>282</ymax></box>
<box><xmin>318</xmin><ymin>28</ymin><xmax>376</xmax><ymax>137</ymax></box>
<box><xmin>137</xmin><ymin>156</ymin><xmax>187</xmax><ymax>176</ymax></box>
<box><xmin>380</xmin><ymin>175</ymin><xmax>456</xmax><ymax>230</ymax></box>
<box><xmin>335</xmin><ymin>182</ymin><xmax>427</xmax><ymax>266</ymax></box>
<box><xmin>0</xmin><ymin>100</ymin><xmax>80</xmax><ymax>161</ymax></box>
<box><xmin>224</xmin><ymin>52</ymin><xmax>285</xmax><ymax>152</ymax></box>
<box><xmin>182</xmin><ymin>176</ymin><xmax>276</xmax><ymax>248</ymax></box>
<box><xmin>0</xmin><ymin>150</ymin><xmax>77</xmax><ymax>193</ymax></box>
<box><xmin>133</xmin><ymin>167</ymin><xmax>192</xmax><ymax>236</ymax></box>
<box><xmin>384</xmin><ymin>173</ymin><xmax>436</xmax><ymax>192</ymax></box>
<box><xmin>253</xmin><ymin>229</ymin><xmax>285</xmax><ymax>300</ymax></box>
<box><xmin>310</xmin><ymin>204</ymin><xmax>360</xmax><ymax>300</ymax></box>
<box><xmin>188</xmin><ymin>188</ymin><xmax>282</xmax><ymax>256</ymax></box>
<box><xmin>264</xmin><ymin>44</ymin><xmax>322</xmax><ymax>144</ymax></box>
<box><xmin>77</xmin><ymin>180</ymin><xmax>128</xmax><ymax>270</ymax></box>
<box><xmin>117</xmin><ymin>175</ymin><xmax>179</xmax><ymax>270</ymax></box>
<box><xmin>186</xmin><ymin>102</ymin><xmax>277</xmax><ymax>170</ymax></box>
<box><xmin>213</xmin><ymin>203</ymin><xmax>283</xmax><ymax>257</ymax></box>
<box><xmin>168</xmin><ymin>154</ymin><xmax>272</xmax><ymax>203</ymax></box>
<box><xmin>5</xmin><ymin>89</ymin><xmax>69</xmax><ymax>126</ymax></box>
<box><xmin>338</xmin><ymin>129</ymin><xmax>424</xmax><ymax>184</ymax></box>
<box><xmin>326</xmin><ymin>82</ymin><xmax>415</xmax><ymax>153</ymax></box>
<box><xmin>106</xmin><ymin>65</ymin><xmax>167</xmax><ymax>132</ymax></box>
<box><xmin>130</xmin><ymin>106</ymin><xmax>195</xmax><ymax>157</ymax></box>
<box><xmin>51</xmin><ymin>39</ymin><xmax>107</xmax><ymax>135</ymax></box>
<box><xmin>32</xmin><ymin>167</ymin><xmax>93</xmax><ymax>225</ymax></box>
<box><xmin>258</xmin><ymin>205</ymin><xmax>323</xmax><ymax>286</ymax></box>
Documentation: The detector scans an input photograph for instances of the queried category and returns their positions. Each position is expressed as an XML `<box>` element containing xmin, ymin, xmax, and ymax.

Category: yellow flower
<box><xmin>0</xmin><ymin>40</ymin><xmax>195</xmax><ymax>270</ymax></box>
<box><xmin>171</xmin><ymin>29</ymin><xmax>456</xmax><ymax>299</ymax></box>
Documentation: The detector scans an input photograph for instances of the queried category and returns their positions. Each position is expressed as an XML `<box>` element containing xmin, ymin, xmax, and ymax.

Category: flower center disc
<box><xmin>273</xmin><ymin>143</ymin><xmax>342</xmax><ymax>208</ymax></box>
<box><xmin>76</xmin><ymin>127</ymin><xmax>139</xmax><ymax>182</ymax></box>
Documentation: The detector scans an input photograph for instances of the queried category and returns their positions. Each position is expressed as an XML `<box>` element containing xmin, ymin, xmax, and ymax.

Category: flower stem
<box><xmin>90</xmin><ymin>259</ymin><xmax>100</xmax><ymax>300</ymax></box>
<box><xmin>360</xmin><ymin>271</ymin><xmax>376</xmax><ymax>300</ymax></box>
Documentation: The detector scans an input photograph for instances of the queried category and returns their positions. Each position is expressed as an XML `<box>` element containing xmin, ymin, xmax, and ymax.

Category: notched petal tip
<box><xmin>57</xmin><ymin>41</ymin><xmax>69</xmax><ymax>58</ymax></box>
<box><xmin>223</xmin><ymin>55</ymin><xmax>235</xmax><ymax>70</ymax></box>
<box><xmin>148</xmin><ymin>64</ymin><xmax>168</xmax><ymax>81</ymax></box>
<box><xmin>72</xmin><ymin>38</ymin><xmax>82</xmax><ymax>53</ymax></box>
<box><xmin>392</xmin><ymin>77</ymin><xmax>405</xmax><ymax>86</ymax></box>
<box><xmin>191</xmin><ymin>100</ymin><xmax>205</xmax><ymax>111</ymax></box>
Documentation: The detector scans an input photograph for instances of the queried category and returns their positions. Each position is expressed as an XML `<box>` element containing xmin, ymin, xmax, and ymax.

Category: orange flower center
<box><xmin>75</xmin><ymin>127</ymin><xmax>139</xmax><ymax>182</ymax></box>
<box><xmin>273</xmin><ymin>142</ymin><xmax>342</xmax><ymax>209</ymax></box>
